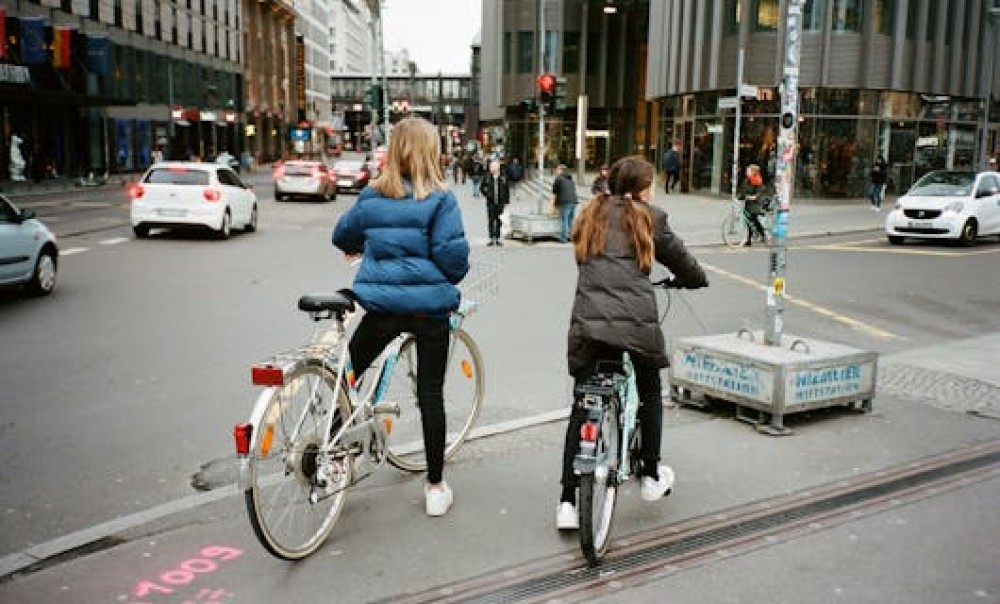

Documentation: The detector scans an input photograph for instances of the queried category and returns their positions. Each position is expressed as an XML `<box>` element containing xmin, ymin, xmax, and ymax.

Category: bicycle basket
<box><xmin>458</xmin><ymin>260</ymin><xmax>500</xmax><ymax>310</ymax></box>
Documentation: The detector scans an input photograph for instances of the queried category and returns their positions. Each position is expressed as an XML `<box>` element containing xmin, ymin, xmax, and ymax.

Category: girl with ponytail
<box><xmin>555</xmin><ymin>155</ymin><xmax>709</xmax><ymax>531</ymax></box>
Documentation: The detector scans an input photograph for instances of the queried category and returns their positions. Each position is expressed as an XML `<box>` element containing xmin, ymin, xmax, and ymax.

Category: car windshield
<box><xmin>144</xmin><ymin>167</ymin><xmax>211</xmax><ymax>185</ymax></box>
<box><xmin>908</xmin><ymin>172</ymin><xmax>975</xmax><ymax>197</ymax></box>
<box><xmin>334</xmin><ymin>162</ymin><xmax>363</xmax><ymax>172</ymax></box>
<box><xmin>284</xmin><ymin>164</ymin><xmax>319</xmax><ymax>176</ymax></box>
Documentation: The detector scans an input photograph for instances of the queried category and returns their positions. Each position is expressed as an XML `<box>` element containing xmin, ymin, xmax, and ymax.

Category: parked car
<box><xmin>331</xmin><ymin>160</ymin><xmax>371</xmax><ymax>193</ymax></box>
<box><xmin>130</xmin><ymin>161</ymin><xmax>258</xmax><ymax>239</ymax></box>
<box><xmin>0</xmin><ymin>194</ymin><xmax>58</xmax><ymax>296</ymax></box>
<box><xmin>273</xmin><ymin>160</ymin><xmax>337</xmax><ymax>202</ymax></box>
<box><xmin>884</xmin><ymin>170</ymin><xmax>1000</xmax><ymax>246</ymax></box>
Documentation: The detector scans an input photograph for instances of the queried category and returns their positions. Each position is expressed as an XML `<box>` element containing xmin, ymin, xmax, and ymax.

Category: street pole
<box><xmin>576</xmin><ymin>0</ymin><xmax>588</xmax><ymax>182</ymax></box>
<box><xmin>730</xmin><ymin>47</ymin><xmax>745</xmax><ymax>203</ymax></box>
<box><xmin>765</xmin><ymin>0</ymin><xmax>804</xmax><ymax>346</ymax></box>
<box><xmin>378</xmin><ymin>8</ymin><xmax>390</xmax><ymax>145</ymax></box>
<box><xmin>537</xmin><ymin>0</ymin><xmax>547</xmax><ymax>181</ymax></box>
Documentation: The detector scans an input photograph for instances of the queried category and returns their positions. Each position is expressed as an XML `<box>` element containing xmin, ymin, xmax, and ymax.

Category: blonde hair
<box><xmin>371</xmin><ymin>117</ymin><xmax>447</xmax><ymax>200</ymax></box>
<box><xmin>573</xmin><ymin>155</ymin><xmax>655</xmax><ymax>272</ymax></box>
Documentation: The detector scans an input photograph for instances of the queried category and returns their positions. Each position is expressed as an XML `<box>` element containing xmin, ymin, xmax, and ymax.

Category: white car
<box><xmin>885</xmin><ymin>170</ymin><xmax>1000</xmax><ymax>246</ymax></box>
<box><xmin>0</xmin><ymin>194</ymin><xmax>58</xmax><ymax>296</ymax></box>
<box><xmin>130</xmin><ymin>162</ymin><xmax>258</xmax><ymax>239</ymax></box>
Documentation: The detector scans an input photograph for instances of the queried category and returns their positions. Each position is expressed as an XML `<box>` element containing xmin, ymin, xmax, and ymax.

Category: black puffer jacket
<box><xmin>567</xmin><ymin>198</ymin><xmax>707</xmax><ymax>375</ymax></box>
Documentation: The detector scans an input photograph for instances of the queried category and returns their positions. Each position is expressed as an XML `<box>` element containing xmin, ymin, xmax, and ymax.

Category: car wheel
<box><xmin>958</xmin><ymin>219</ymin><xmax>977</xmax><ymax>247</ymax></box>
<box><xmin>245</xmin><ymin>204</ymin><xmax>258</xmax><ymax>232</ymax></box>
<box><xmin>274</xmin><ymin>190</ymin><xmax>283</xmax><ymax>202</ymax></box>
<box><xmin>133</xmin><ymin>225</ymin><xmax>150</xmax><ymax>238</ymax></box>
<box><xmin>217</xmin><ymin>211</ymin><xmax>232</xmax><ymax>240</ymax></box>
<box><xmin>27</xmin><ymin>248</ymin><xmax>57</xmax><ymax>296</ymax></box>
<box><xmin>887</xmin><ymin>235</ymin><xmax>904</xmax><ymax>245</ymax></box>
<box><xmin>331</xmin><ymin>187</ymin><xmax>338</xmax><ymax>201</ymax></box>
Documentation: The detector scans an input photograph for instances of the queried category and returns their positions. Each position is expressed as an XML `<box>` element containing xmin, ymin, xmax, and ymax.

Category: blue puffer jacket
<box><xmin>332</xmin><ymin>184</ymin><xmax>470</xmax><ymax>317</ymax></box>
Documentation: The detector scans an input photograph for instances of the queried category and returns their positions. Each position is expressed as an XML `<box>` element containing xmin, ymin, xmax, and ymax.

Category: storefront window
<box><xmin>503</xmin><ymin>33</ymin><xmax>511</xmax><ymax>74</ymax></box>
<box><xmin>563</xmin><ymin>32</ymin><xmax>579</xmax><ymax>74</ymax></box>
<box><xmin>753</xmin><ymin>0</ymin><xmax>779</xmax><ymax>31</ymax></box>
<box><xmin>818</xmin><ymin>89</ymin><xmax>861</xmax><ymax>115</ymax></box>
<box><xmin>831</xmin><ymin>0</ymin><xmax>863</xmax><ymax>32</ymax></box>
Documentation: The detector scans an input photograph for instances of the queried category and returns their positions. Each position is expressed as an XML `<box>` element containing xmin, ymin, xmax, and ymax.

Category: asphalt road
<box><xmin>2</xmin><ymin>174</ymin><xmax>999</xmax><ymax>602</ymax></box>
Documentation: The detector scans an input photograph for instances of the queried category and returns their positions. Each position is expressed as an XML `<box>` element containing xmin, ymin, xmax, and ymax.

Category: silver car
<box><xmin>273</xmin><ymin>160</ymin><xmax>338</xmax><ymax>202</ymax></box>
<box><xmin>0</xmin><ymin>194</ymin><xmax>58</xmax><ymax>296</ymax></box>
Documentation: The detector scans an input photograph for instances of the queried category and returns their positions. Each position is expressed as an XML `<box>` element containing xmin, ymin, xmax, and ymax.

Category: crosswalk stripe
<box><xmin>60</xmin><ymin>247</ymin><xmax>89</xmax><ymax>256</ymax></box>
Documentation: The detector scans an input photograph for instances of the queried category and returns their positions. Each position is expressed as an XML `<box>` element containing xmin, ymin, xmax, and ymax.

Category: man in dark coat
<box><xmin>480</xmin><ymin>159</ymin><xmax>510</xmax><ymax>246</ymax></box>
<box><xmin>552</xmin><ymin>164</ymin><xmax>578</xmax><ymax>243</ymax></box>
<box><xmin>662</xmin><ymin>142</ymin><xmax>681</xmax><ymax>193</ymax></box>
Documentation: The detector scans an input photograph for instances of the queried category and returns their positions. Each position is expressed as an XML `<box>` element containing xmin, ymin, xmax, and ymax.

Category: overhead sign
<box><xmin>740</xmin><ymin>84</ymin><xmax>759</xmax><ymax>98</ymax></box>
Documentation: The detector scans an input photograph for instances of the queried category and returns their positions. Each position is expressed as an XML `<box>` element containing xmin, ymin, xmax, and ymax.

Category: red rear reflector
<box><xmin>580</xmin><ymin>422</ymin><xmax>598</xmax><ymax>442</ymax></box>
<box><xmin>129</xmin><ymin>184</ymin><xmax>145</xmax><ymax>199</ymax></box>
<box><xmin>234</xmin><ymin>423</ymin><xmax>252</xmax><ymax>455</ymax></box>
<box><xmin>251</xmin><ymin>364</ymin><xmax>284</xmax><ymax>386</ymax></box>
<box><xmin>203</xmin><ymin>188</ymin><xmax>222</xmax><ymax>202</ymax></box>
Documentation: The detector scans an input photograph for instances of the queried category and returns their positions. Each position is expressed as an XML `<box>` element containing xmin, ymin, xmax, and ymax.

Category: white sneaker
<box><xmin>556</xmin><ymin>502</ymin><xmax>579</xmax><ymax>530</ymax></box>
<box><xmin>640</xmin><ymin>465</ymin><xmax>676</xmax><ymax>502</ymax></box>
<box><xmin>425</xmin><ymin>482</ymin><xmax>453</xmax><ymax>517</ymax></box>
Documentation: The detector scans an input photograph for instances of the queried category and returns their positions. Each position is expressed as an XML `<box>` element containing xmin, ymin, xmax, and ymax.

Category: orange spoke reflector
<box><xmin>460</xmin><ymin>359</ymin><xmax>473</xmax><ymax>379</ymax></box>
<box><xmin>260</xmin><ymin>424</ymin><xmax>275</xmax><ymax>457</ymax></box>
<box><xmin>382</xmin><ymin>417</ymin><xmax>394</xmax><ymax>435</ymax></box>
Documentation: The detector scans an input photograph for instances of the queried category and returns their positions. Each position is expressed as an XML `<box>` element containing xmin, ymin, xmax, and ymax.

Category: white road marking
<box><xmin>98</xmin><ymin>237</ymin><xmax>129</xmax><ymax>246</ymax></box>
<box><xmin>60</xmin><ymin>247</ymin><xmax>89</xmax><ymax>256</ymax></box>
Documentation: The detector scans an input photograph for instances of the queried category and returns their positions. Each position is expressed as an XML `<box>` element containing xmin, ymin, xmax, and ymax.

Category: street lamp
<box><xmin>980</xmin><ymin>6</ymin><xmax>1000</xmax><ymax>168</ymax></box>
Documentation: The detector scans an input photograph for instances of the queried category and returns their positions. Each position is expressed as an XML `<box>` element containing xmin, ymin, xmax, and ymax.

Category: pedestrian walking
<box><xmin>739</xmin><ymin>164</ymin><xmax>768</xmax><ymax>247</ymax></box>
<box><xmin>591</xmin><ymin>164</ymin><xmax>610</xmax><ymax>196</ymax></box>
<box><xmin>332</xmin><ymin>116</ymin><xmax>471</xmax><ymax>517</ymax></box>
<box><xmin>556</xmin><ymin>155</ymin><xmax>708</xmax><ymax>531</ymax></box>
<box><xmin>552</xmin><ymin>164</ymin><xmax>579</xmax><ymax>243</ymax></box>
<box><xmin>868</xmin><ymin>155</ymin><xmax>887</xmax><ymax>211</ymax></box>
<box><xmin>468</xmin><ymin>155</ymin><xmax>484</xmax><ymax>197</ymax></box>
<box><xmin>480</xmin><ymin>159</ymin><xmax>510</xmax><ymax>246</ymax></box>
<box><xmin>662</xmin><ymin>141</ymin><xmax>681</xmax><ymax>193</ymax></box>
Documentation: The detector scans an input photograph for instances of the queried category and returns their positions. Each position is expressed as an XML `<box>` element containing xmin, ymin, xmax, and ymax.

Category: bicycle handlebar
<box><xmin>652</xmin><ymin>277</ymin><xmax>681</xmax><ymax>289</ymax></box>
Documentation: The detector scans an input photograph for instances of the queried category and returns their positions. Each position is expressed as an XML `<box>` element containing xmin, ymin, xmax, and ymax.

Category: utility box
<box><xmin>508</xmin><ymin>213</ymin><xmax>562</xmax><ymax>243</ymax></box>
<box><xmin>668</xmin><ymin>331</ymin><xmax>877</xmax><ymax>435</ymax></box>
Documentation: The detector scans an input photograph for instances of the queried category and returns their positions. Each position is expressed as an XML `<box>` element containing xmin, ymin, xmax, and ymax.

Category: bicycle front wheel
<box><xmin>579</xmin><ymin>403</ymin><xmax>621</xmax><ymax>566</ymax></box>
<box><xmin>245</xmin><ymin>361</ymin><xmax>353</xmax><ymax>560</ymax></box>
<box><xmin>384</xmin><ymin>329</ymin><xmax>485</xmax><ymax>472</ymax></box>
<box><xmin>721</xmin><ymin>212</ymin><xmax>749</xmax><ymax>248</ymax></box>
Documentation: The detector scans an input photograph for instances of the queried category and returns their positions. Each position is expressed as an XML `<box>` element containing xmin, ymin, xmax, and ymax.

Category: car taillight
<box><xmin>273</xmin><ymin>165</ymin><xmax>285</xmax><ymax>179</ymax></box>
<box><xmin>129</xmin><ymin>184</ymin><xmax>145</xmax><ymax>199</ymax></box>
<box><xmin>203</xmin><ymin>188</ymin><xmax>222</xmax><ymax>202</ymax></box>
<box><xmin>357</xmin><ymin>170</ymin><xmax>367</xmax><ymax>179</ymax></box>
<box><xmin>311</xmin><ymin>166</ymin><xmax>323</xmax><ymax>178</ymax></box>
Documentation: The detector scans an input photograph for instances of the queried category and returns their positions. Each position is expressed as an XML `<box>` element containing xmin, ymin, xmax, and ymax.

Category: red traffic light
<box><xmin>537</xmin><ymin>73</ymin><xmax>556</xmax><ymax>94</ymax></box>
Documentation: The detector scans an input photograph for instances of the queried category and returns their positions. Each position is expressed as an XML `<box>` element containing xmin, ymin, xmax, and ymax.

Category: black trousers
<box><xmin>747</xmin><ymin>213</ymin><xmax>767</xmax><ymax>242</ymax></box>
<box><xmin>348</xmin><ymin>312</ymin><xmax>450</xmax><ymax>484</ymax></box>
<box><xmin>486</xmin><ymin>201</ymin><xmax>503</xmax><ymax>240</ymax></box>
<box><xmin>560</xmin><ymin>344</ymin><xmax>664</xmax><ymax>503</ymax></box>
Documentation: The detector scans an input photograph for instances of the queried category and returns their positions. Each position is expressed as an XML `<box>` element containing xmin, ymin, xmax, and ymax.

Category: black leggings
<box><xmin>747</xmin><ymin>213</ymin><xmax>767</xmax><ymax>241</ymax></box>
<box><xmin>348</xmin><ymin>312</ymin><xmax>450</xmax><ymax>484</ymax></box>
<box><xmin>561</xmin><ymin>345</ymin><xmax>664</xmax><ymax>503</ymax></box>
<box><xmin>486</xmin><ymin>201</ymin><xmax>503</xmax><ymax>240</ymax></box>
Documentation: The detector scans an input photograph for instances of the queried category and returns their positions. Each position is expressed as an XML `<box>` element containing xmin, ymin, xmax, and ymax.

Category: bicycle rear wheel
<box><xmin>579</xmin><ymin>402</ymin><xmax>621</xmax><ymax>566</ymax></box>
<box><xmin>721</xmin><ymin>212</ymin><xmax>749</xmax><ymax>248</ymax></box>
<box><xmin>384</xmin><ymin>329</ymin><xmax>484</xmax><ymax>472</ymax></box>
<box><xmin>245</xmin><ymin>361</ymin><xmax>353</xmax><ymax>560</ymax></box>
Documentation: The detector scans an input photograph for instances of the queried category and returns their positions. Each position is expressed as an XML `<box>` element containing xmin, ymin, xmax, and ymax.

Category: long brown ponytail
<box><xmin>573</xmin><ymin>156</ymin><xmax>655</xmax><ymax>272</ymax></box>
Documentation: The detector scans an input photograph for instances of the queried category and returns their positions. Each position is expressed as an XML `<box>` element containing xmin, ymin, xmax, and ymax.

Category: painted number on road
<box><xmin>132</xmin><ymin>545</ymin><xmax>242</xmax><ymax>601</ymax></box>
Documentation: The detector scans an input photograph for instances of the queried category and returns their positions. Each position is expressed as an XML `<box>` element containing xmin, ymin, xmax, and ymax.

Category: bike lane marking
<box><xmin>803</xmin><ymin>238</ymin><xmax>1000</xmax><ymax>256</ymax></box>
<box><xmin>699</xmin><ymin>261</ymin><xmax>901</xmax><ymax>341</ymax></box>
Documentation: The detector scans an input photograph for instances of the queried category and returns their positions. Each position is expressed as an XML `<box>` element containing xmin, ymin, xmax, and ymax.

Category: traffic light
<box><xmin>553</xmin><ymin>76</ymin><xmax>567</xmax><ymax>111</ymax></box>
<box><xmin>364</xmin><ymin>84</ymin><xmax>383</xmax><ymax>113</ymax></box>
<box><xmin>537</xmin><ymin>73</ymin><xmax>556</xmax><ymax>110</ymax></box>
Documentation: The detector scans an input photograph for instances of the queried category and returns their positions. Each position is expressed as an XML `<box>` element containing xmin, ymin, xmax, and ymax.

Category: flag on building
<box><xmin>86</xmin><ymin>36</ymin><xmax>111</xmax><ymax>75</ymax></box>
<box><xmin>20</xmin><ymin>18</ymin><xmax>47</xmax><ymax>64</ymax></box>
<box><xmin>53</xmin><ymin>27</ymin><xmax>72</xmax><ymax>68</ymax></box>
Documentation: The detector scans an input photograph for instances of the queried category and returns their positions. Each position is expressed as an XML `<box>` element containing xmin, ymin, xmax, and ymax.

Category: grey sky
<box><xmin>381</xmin><ymin>0</ymin><xmax>482</xmax><ymax>74</ymax></box>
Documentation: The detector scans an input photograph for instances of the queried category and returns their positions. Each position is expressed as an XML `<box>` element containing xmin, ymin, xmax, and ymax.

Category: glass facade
<box><xmin>663</xmin><ymin>89</ymin><xmax>984</xmax><ymax>198</ymax></box>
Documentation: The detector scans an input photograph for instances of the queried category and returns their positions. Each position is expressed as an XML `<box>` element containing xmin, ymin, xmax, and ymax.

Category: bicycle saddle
<box><xmin>298</xmin><ymin>291</ymin><xmax>356</xmax><ymax>314</ymax></box>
